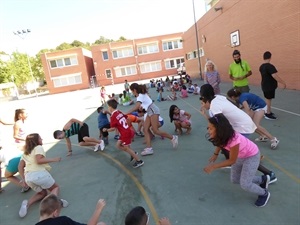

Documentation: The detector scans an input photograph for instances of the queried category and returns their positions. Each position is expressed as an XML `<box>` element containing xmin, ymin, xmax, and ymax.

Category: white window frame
<box><xmin>49</xmin><ymin>55</ymin><xmax>78</xmax><ymax>69</ymax></box>
<box><xmin>139</xmin><ymin>61</ymin><xmax>162</xmax><ymax>74</ymax></box>
<box><xmin>162</xmin><ymin>40</ymin><xmax>183</xmax><ymax>51</ymax></box>
<box><xmin>102</xmin><ymin>51</ymin><xmax>109</xmax><ymax>61</ymax></box>
<box><xmin>186</xmin><ymin>48</ymin><xmax>204</xmax><ymax>60</ymax></box>
<box><xmin>105</xmin><ymin>69</ymin><xmax>112</xmax><ymax>79</ymax></box>
<box><xmin>112</xmin><ymin>47</ymin><xmax>134</xmax><ymax>59</ymax></box>
<box><xmin>165</xmin><ymin>58</ymin><xmax>185</xmax><ymax>69</ymax></box>
<box><xmin>52</xmin><ymin>73</ymin><xmax>82</xmax><ymax>88</ymax></box>
<box><xmin>114</xmin><ymin>65</ymin><xmax>137</xmax><ymax>77</ymax></box>
<box><xmin>137</xmin><ymin>43</ymin><xmax>159</xmax><ymax>55</ymax></box>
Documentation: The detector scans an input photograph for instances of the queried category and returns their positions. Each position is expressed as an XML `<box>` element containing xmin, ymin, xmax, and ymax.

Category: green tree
<box><xmin>93</xmin><ymin>36</ymin><xmax>113</xmax><ymax>45</ymax></box>
<box><xmin>56</xmin><ymin>42</ymin><xmax>73</xmax><ymax>50</ymax></box>
<box><xmin>117</xmin><ymin>36</ymin><xmax>127</xmax><ymax>42</ymax></box>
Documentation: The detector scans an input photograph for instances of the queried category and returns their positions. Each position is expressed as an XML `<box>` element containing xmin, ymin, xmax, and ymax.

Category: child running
<box><xmin>103</xmin><ymin>99</ymin><xmax>144</xmax><ymax>168</ymax></box>
<box><xmin>127</xmin><ymin>83</ymin><xmax>178</xmax><ymax>156</ymax></box>
<box><xmin>204</xmin><ymin>113</ymin><xmax>271</xmax><ymax>207</ymax></box>
<box><xmin>169</xmin><ymin>105</ymin><xmax>192</xmax><ymax>135</ymax></box>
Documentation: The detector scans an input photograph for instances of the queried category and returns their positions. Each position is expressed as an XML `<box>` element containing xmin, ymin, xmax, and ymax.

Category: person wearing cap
<box><xmin>229</xmin><ymin>50</ymin><xmax>252</xmax><ymax>93</ymax></box>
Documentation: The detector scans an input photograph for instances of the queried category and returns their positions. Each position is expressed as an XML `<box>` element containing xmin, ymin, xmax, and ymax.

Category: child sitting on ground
<box><xmin>167</xmin><ymin>87</ymin><xmax>177</xmax><ymax>101</ymax></box>
<box><xmin>180</xmin><ymin>85</ymin><xmax>188</xmax><ymax>98</ymax></box>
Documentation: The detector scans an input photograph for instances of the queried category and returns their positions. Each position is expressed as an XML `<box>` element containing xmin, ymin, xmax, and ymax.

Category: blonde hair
<box><xmin>204</xmin><ymin>60</ymin><xmax>217</xmax><ymax>73</ymax></box>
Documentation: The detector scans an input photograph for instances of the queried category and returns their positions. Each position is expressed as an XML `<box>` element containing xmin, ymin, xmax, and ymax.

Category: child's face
<box><xmin>173</xmin><ymin>107</ymin><xmax>180</xmax><ymax>114</ymax></box>
<box><xmin>200</xmin><ymin>99</ymin><xmax>210</xmax><ymax>110</ymax></box>
<box><xmin>131</xmin><ymin>89</ymin><xmax>138</xmax><ymax>97</ymax></box>
<box><xmin>56</xmin><ymin>132</ymin><xmax>65</xmax><ymax>140</ymax></box>
<box><xmin>207</xmin><ymin>122</ymin><xmax>216</xmax><ymax>139</ymax></box>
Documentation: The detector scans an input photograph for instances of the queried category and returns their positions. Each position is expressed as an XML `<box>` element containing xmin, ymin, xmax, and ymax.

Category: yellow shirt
<box><xmin>22</xmin><ymin>145</ymin><xmax>51</xmax><ymax>173</ymax></box>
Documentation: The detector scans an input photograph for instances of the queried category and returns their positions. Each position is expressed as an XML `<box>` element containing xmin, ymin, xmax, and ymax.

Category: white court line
<box><xmin>272</xmin><ymin>107</ymin><xmax>300</xmax><ymax>117</ymax></box>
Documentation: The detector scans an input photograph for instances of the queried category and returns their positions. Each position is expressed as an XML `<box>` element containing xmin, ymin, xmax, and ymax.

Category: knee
<box><xmin>230</xmin><ymin>177</ymin><xmax>240</xmax><ymax>184</ymax></box>
<box><xmin>240</xmin><ymin>181</ymin><xmax>251</xmax><ymax>191</ymax></box>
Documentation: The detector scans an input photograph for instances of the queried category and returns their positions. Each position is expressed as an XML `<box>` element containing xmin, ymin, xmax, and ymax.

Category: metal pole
<box><xmin>13</xmin><ymin>29</ymin><xmax>38</xmax><ymax>97</ymax></box>
<box><xmin>192</xmin><ymin>0</ymin><xmax>203</xmax><ymax>80</ymax></box>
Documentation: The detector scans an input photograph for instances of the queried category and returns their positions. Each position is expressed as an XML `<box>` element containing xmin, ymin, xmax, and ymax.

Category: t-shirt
<box><xmin>229</xmin><ymin>60</ymin><xmax>251</xmax><ymax>87</ymax></box>
<box><xmin>21</xmin><ymin>145</ymin><xmax>51</xmax><ymax>173</ymax></box>
<box><xmin>210</xmin><ymin>95</ymin><xmax>256</xmax><ymax>134</ymax></box>
<box><xmin>35</xmin><ymin>216</ymin><xmax>86</xmax><ymax>225</ymax></box>
<box><xmin>259</xmin><ymin>62</ymin><xmax>278</xmax><ymax>91</ymax></box>
<box><xmin>181</xmin><ymin>89</ymin><xmax>188</xmax><ymax>98</ymax></box>
<box><xmin>223</xmin><ymin>132</ymin><xmax>259</xmax><ymax>158</ymax></box>
<box><xmin>239</xmin><ymin>93</ymin><xmax>266</xmax><ymax>110</ymax></box>
<box><xmin>64</xmin><ymin>123</ymin><xmax>81</xmax><ymax>138</ymax></box>
<box><xmin>110</xmin><ymin>110</ymin><xmax>132</xmax><ymax>138</ymax></box>
<box><xmin>98</xmin><ymin>111</ymin><xmax>110</xmax><ymax>129</ymax></box>
<box><xmin>173</xmin><ymin>110</ymin><xmax>191</xmax><ymax>124</ymax></box>
<box><xmin>136</xmin><ymin>94</ymin><xmax>153</xmax><ymax>110</ymax></box>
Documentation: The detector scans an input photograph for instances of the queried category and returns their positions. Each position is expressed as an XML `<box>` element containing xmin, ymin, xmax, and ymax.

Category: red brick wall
<box><xmin>183</xmin><ymin>0</ymin><xmax>300</xmax><ymax>90</ymax></box>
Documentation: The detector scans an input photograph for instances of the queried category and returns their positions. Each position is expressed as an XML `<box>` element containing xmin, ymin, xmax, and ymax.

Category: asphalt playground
<box><xmin>0</xmin><ymin>78</ymin><xmax>299</xmax><ymax>225</ymax></box>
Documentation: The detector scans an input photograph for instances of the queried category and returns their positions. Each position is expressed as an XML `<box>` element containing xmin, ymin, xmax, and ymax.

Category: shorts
<box><xmin>159</xmin><ymin>120</ymin><xmax>164</xmax><ymax>127</ymax></box>
<box><xmin>78</xmin><ymin>123</ymin><xmax>89</xmax><ymax>143</ymax></box>
<box><xmin>6</xmin><ymin>156</ymin><xmax>21</xmax><ymax>173</ymax></box>
<box><xmin>254</xmin><ymin>105</ymin><xmax>267</xmax><ymax>113</ymax></box>
<box><xmin>263</xmin><ymin>90</ymin><xmax>275</xmax><ymax>99</ymax></box>
<box><xmin>147</xmin><ymin>103</ymin><xmax>160</xmax><ymax>117</ymax></box>
<box><xmin>234</xmin><ymin>85</ymin><xmax>250</xmax><ymax>93</ymax></box>
<box><xmin>119</xmin><ymin>130</ymin><xmax>135</xmax><ymax>146</ymax></box>
<box><xmin>25</xmin><ymin>170</ymin><xmax>55</xmax><ymax>192</ymax></box>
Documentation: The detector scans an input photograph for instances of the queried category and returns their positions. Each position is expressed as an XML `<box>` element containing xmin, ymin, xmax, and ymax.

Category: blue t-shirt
<box><xmin>239</xmin><ymin>93</ymin><xmax>266</xmax><ymax>110</ymax></box>
<box><xmin>98</xmin><ymin>112</ymin><xmax>110</xmax><ymax>129</ymax></box>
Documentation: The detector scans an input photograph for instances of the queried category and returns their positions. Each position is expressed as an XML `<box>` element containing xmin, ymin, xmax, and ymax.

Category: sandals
<box><xmin>255</xmin><ymin>136</ymin><xmax>268</xmax><ymax>142</ymax></box>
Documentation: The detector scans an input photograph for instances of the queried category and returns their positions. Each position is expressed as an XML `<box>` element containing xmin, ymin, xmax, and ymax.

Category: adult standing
<box><xmin>229</xmin><ymin>50</ymin><xmax>252</xmax><ymax>93</ymax></box>
<box><xmin>259</xmin><ymin>51</ymin><xmax>286</xmax><ymax>120</ymax></box>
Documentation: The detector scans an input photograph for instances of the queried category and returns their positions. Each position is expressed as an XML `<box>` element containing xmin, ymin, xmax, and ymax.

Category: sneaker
<box><xmin>255</xmin><ymin>136</ymin><xmax>268</xmax><ymax>142</ymax></box>
<box><xmin>130</xmin><ymin>152</ymin><xmax>138</xmax><ymax>163</ymax></box>
<box><xmin>60</xmin><ymin>199</ymin><xmax>69</xmax><ymax>208</ymax></box>
<box><xmin>133</xmin><ymin>160</ymin><xmax>144</xmax><ymax>168</ymax></box>
<box><xmin>171</xmin><ymin>135</ymin><xmax>178</xmax><ymax>148</ymax></box>
<box><xmin>264</xmin><ymin>113</ymin><xmax>277</xmax><ymax>120</ymax></box>
<box><xmin>255</xmin><ymin>190</ymin><xmax>270</xmax><ymax>207</ymax></box>
<box><xmin>114</xmin><ymin>135</ymin><xmax>120</xmax><ymax>140</ymax></box>
<box><xmin>19</xmin><ymin>200</ymin><xmax>28</xmax><ymax>218</ymax></box>
<box><xmin>20</xmin><ymin>186</ymin><xmax>30</xmax><ymax>193</ymax></box>
<box><xmin>94</xmin><ymin>144</ymin><xmax>100</xmax><ymax>152</ymax></box>
<box><xmin>260</xmin><ymin>175</ymin><xmax>270</xmax><ymax>189</ymax></box>
<box><xmin>270</xmin><ymin>138</ymin><xmax>279</xmax><ymax>149</ymax></box>
<box><xmin>99</xmin><ymin>140</ymin><xmax>105</xmax><ymax>151</ymax></box>
<box><xmin>269</xmin><ymin>172</ymin><xmax>278</xmax><ymax>184</ymax></box>
<box><xmin>135</xmin><ymin>131</ymin><xmax>144</xmax><ymax>137</ymax></box>
<box><xmin>141</xmin><ymin>148</ymin><xmax>154</xmax><ymax>156</ymax></box>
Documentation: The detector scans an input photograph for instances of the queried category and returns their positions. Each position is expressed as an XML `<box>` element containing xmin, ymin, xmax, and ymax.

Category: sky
<box><xmin>0</xmin><ymin>0</ymin><xmax>207</xmax><ymax>56</ymax></box>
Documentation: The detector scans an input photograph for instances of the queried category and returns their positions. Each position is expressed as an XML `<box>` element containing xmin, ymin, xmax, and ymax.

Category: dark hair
<box><xmin>107</xmin><ymin>99</ymin><xmax>118</xmax><ymax>109</ymax></box>
<box><xmin>125</xmin><ymin>206</ymin><xmax>147</xmax><ymax>225</ymax></box>
<box><xmin>207</xmin><ymin>114</ymin><xmax>235</xmax><ymax>147</ymax></box>
<box><xmin>53</xmin><ymin>130</ymin><xmax>63</xmax><ymax>139</ymax></box>
<box><xmin>232</xmin><ymin>50</ymin><xmax>240</xmax><ymax>56</ymax></box>
<box><xmin>14</xmin><ymin>108</ymin><xmax>25</xmax><ymax>122</ymax></box>
<box><xmin>97</xmin><ymin>106</ymin><xmax>104</xmax><ymax>113</ymax></box>
<box><xmin>200</xmin><ymin>84</ymin><xmax>215</xmax><ymax>103</ymax></box>
<box><xmin>24</xmin><ymin>133</ymin><xmax>40</xmax><ymax>155</ymax></box>
<box><xmin>169</xmin><ymin>105</ymin><xmax>178</xmax><ymax>123</ymax></box>
<box><xmin>263</xmin><ymin>51</ymin><xmax>272</xmax><ymax>60</ymax></box>
<box><xmin>182</xmin><ymin>84</ymin><xmax>187</xmax><ymax>90</ymax></box>
<box><xmin>130</xmin><ymin>83</ymin><xmax>147</xmax><ymax>94</ymax></box>
<box><xmin>119</xmin><ymin>93</ymin><xmax>123</xmax><ymax>98</ymax></box>
<box><xmin>227</xmin><ymin>88</ymin><xmax>241</xmax><ymax>98</ymax></box>
<box><xmin>40</xmin><ymin>194</ymin><xmax>61</xmax><ymax>216</ymax></box>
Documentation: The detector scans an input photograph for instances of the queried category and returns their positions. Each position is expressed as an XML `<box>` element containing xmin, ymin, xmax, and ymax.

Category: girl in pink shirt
<box><xmin>203</xmin><ymin>113</ymin><xmax>271</xmax><ymax>207</ymax></box>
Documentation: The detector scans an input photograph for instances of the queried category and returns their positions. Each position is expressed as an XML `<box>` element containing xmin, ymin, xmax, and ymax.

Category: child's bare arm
<box><xmin>87</xmin><ymin>199</ymin><xmax>106</xmax><ymax>225</ymax></box>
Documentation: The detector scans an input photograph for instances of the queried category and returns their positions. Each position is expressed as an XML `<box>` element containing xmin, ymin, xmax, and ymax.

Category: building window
<box><xmin>112</xmin><ymin>47</ymin><xmax>134</xmax><ymax>59</ymax></box>
<box><xmin>49</xmin><ymin>56</ymin><xmax>78</xmax><ymax>69</ymax></box>
<box><xmin>105</xmin><ymin>69</ymin><xmax>112</xmax><ymax>79</ymax></box>
<box><xmin>114</xmin><ymin>65</ymin><xmax>137</xmax><ymax>77</ymax></box>
<box><xmin>137</xmin><ymin>43</ymin><xmax>159</xmax><ymax>55</ymax></box>
<box><xmin>140</xmin><ymin>61</ymin><xmax>162</xmax><ymax>73</ymax></box>
<box><xmin>102</xmin><ymin>51</ymin><xmax>108</xmax><ymax>60</ymax></box>
<box><xmin>186</xmin><ymin>48</ymin><xmax>204</xmax><ymax>60</ymax></box>
<box><xmin>165</xmin><ymin>58</ymin><xmax>184</xmax><ymax>69</ymax></box>
<box><xmin>52</xmin><ymin>73</ymin><xmax>82</xmax><ymax>87</ymax></box>
<box><xmin>162</xmin><ymin>40</ymin><xmax>182</xmax><ymax>51</ymax></box>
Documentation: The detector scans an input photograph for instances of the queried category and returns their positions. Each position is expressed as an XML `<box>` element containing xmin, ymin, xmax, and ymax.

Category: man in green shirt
<box><xmin>229</xmin><ymin>50</ymin><xmax>252</xmax><ymax>93</ymax></box>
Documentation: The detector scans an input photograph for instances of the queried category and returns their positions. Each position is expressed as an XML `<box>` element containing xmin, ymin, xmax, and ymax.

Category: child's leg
<box><xmin>27</xmin><ymin>189</ymin><xmax>48</xmax><ymax>209</ymax></box>
<box><xmin>81</xmin><ymin>137</ymin><xmax>101</xmax><ymax>146</ymax></box>
<box><xmin>143</xmin><ymin>116</ymin><xmax>152</xmax><ymax>148</ymax></box>
<box><xmin>116</xmin><ymin>141</ymin><xmax>140</xmax><ymax>161</ymax></box>
<box><xmin>48</xmin><ymin>183</ymin><xmax>60</xmax><ymax>196</ymax></box>
<box><xmin>150</xmin><ymin>115</ymin><xmax>173</xmax><ymax>140</ymax></box>
<box><xmin>253</xmin><ymin>111</ymin><xmax>274</xmax><ymax>140</ymax></box>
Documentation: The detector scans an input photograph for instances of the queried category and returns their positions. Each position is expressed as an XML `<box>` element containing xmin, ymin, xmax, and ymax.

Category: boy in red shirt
<box><xmin>103</xmin><ymin>99</ymin><xmax>144</xmax><ymax>168</ymax></box>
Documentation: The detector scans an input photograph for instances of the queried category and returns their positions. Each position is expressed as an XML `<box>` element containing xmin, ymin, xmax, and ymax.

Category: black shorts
<box><xmin>78</xmin><ymin>123</ymin><xmax>89</xmax><ymax>143</ymax></box>
<box><xmin>100</xmin><ymin>124</ymin><xmax>111</xmax><ymax>137</ymax></box>
<box><xmin>263</xmin><ymin>90</ymin><xmax>275</xmax><ymax>99</ymax></box>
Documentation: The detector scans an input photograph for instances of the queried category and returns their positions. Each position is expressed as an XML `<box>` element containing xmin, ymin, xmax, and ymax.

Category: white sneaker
<box><xmin>99</xmin><ymin>140</ymin><xmax>105</xmax><ymax>151</ymax></box>
<box><xmin>171</xmin><ymin>135</ymin><xmax>178</xmax><ymax>148</ymax></box>
<box><xmin>94</xmin><ymin>144</ymin><xmax>100</xmax><ymax>152</ymax></box>
<box><xmin>141</xmin><ymin>148</ymin><xmax>154</xmax><ymax>156</ymax></box>
<box><xmin>60</xmin><ymin>199</ymin><xmax>69</xmax><ymax>208</ymax></box>
<box><xmin>271</xmin><ymin>137</ymin><xmax>279</xmax><ymax>149</ymax></box>
<box><xmin>19</xmin><ymin>200</ymin><xmax>28</xmax><ymax>218</ymax></box>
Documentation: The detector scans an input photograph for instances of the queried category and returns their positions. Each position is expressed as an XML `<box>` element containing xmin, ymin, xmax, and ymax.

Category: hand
<box><xmin>96</xmin><ymin>199</ymin><xmax>106</xmax><ymax>210</ymax></box>
<box><xmin>103</xmin><ymin>128</ymin><xmax>107</xmax><ymax>132</ymax></box>
<box><xmin>209</xmin><ymin>154</ymin><xmax>218</xmax><ymax>163</ymax></box>
<box><xmin>159</xmin><ymin>217</ymin><xmax>171</xmax><ymax>225</ymax></box>
<box><xmin>203</xmin><ymin>164</ymin><xmax>215</xmax><ymax>174</ymax></box>
<box><xmin>54</xmin><ymin>157</ymin><xmax>61</xmax><ymax>162</ymax></box>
